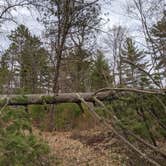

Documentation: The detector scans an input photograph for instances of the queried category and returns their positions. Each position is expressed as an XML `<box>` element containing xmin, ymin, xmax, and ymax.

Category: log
<box><xmin>0</xmin><ymin>91</ymin><xmax>117</xmax><ymax>106</ymax></box>
<box><xmin>0</xmin><ymin>88</ymin><xmax>165</xmax><ymax>106</ymax></box>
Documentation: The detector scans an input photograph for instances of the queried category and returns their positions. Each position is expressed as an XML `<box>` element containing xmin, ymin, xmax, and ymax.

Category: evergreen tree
<box><xmin>91</xmin><ymin>50</ymin><xmax>112</xmax><ymax>90</ymax></box>
<box><xmin>3</xmin><ymin>24</ymin><xmax>50</xmax><ymax>93</ymax></box>
<box><xmin>151</xmin><ymin>13</ymin><xmax>166</xmax><ymax>79</ymax></box>
<box><xmin>60</xmin><ymin>48</ymin><xmax>92</xmax><ymax>92</ymax></box>
<box><xmin>0</xmin><ymin>53</ymin><xmax>11</xmax><ymax>93</ymax></box>
<box><xmin>121</xmin><ymin>37</ymin><xmax>149</xmax><ymax>88</ymax></box>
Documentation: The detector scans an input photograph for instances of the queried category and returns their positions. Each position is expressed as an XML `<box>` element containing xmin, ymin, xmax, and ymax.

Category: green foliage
<box><xmin>90</xmin><ymin>95</ymin><xmax>166</xmax><ymax>143</ymax></box>
<box><xmin>121</xmin><ymin>37</ymin><xmax>149</xmax><ymax>87</ymax></box>
<box><xmin>91</xmin><ymin>50</ymin><xmax>112</xmax><ymax>90</ymax></box>
<box><xmin>29</xmin><ymin>103</ymin><xmax>101</xmax><ymax>131</ymax></box>
<box><xmin>2</xmin><ymin>24</ymin><xmax>51</xmax><ymax>94</ymax></box>
<box><xmin>0</xmin><ymin>106</ymin><xmax>51</xmax><ymax>166</ymax></box>
<box><xmin>29</xmin><ymin>105</ymin><xmax>47</xmax><ymax>130</ymax></box>
<box><xmin>0</xmin><ymin>98</ymin><xmax>7</xmax><ymax>107</ymax></box>
<box><xmin>11</xmin><ymin>95</ymin><xmax>28</xmax><ymax>104</ymax></box>
<box><xmin>150</xmin><ymin>12</ymin><xmax>166</xmax><ymax>77</ymax></box>
<box><xmin>109</xmin><ymin>95</ymin><xmax>166</xmax><ymax>141</ymax></box>
<box><xmin>54</xmin><ymin>103</ymin><xmax>82</xmax><ymax>130</ymax></box>
<box><xmin>63</xmin><ymin>49</ymin><xmax>92</xmax><ymax>92</ymax></box>
<box><xmin>28</xmin><ymin>94</ymin><xmax>166</xmax><ymax>141</ymax></box>
<box><xmin>0</xmin><ymin>54</ymin><xmax>11</xmax><ymax>94</ymax></box>
<box><xmin>29</xmin><ymin>103</ymin><xmax>82</xmax><ymax>130</ymax></box>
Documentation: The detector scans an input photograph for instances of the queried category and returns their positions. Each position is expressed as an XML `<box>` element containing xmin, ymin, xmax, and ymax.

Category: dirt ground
<box><xmin>35</xmin><ymin>128</ymin><xmax>127</xmax><ymax>166</ymax></box>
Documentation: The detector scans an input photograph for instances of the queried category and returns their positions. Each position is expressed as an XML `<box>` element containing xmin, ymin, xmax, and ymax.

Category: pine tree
<box><xmin>121</xmin><ymin>37</ymin><xmax>149</xmax><ymax>88</ymax></box>
<box><xmin>59</xmin><ymin>48</ymin><xmax>92</xmax><ymax>92</ymax></box>
<box><xmin>0</xmin><ymin>53</ymin><xmax>11</xmax><ymax>93</ymax></box>
<box><xmin>91</xmin><ymin>50</ymin><xmax>112</xmax><ymax>90</ymax></box>
<box><xmin>151</xmin><ymin>13</ymin><xmax>166</xmax><ymax>79</ymax></box>
<box><xmin>3</xmin><ymin>24</ymin><xmax>50</xmax><ymax>93</ymax></box>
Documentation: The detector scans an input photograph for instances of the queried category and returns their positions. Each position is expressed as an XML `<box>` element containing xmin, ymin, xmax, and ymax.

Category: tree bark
<box><xmin>0</xmin><ymin>88</ymin><xmax>165</xmax><ymax>106</ymax></box>
<box><xmin>0</xmin><ymin>91</ymin><xmax>117</xmax><ymax>106</ymax></box>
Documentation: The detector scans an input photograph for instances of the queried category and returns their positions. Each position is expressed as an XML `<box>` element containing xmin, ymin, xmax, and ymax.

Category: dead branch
<box><xmin>76</xmin><ymin>93</ymin><xmax>161</xmax><ymax>166</ymax></box>
<box><xmin>122</xmin><ymin>58</ymin><xmax>162</xmax><ymax>88</ymax></box>
<box><xmin>93</xmin><ymin>97</ymin><xmax>166</xmax><ymax>159</ymax></box>
<box><xmin>94</xmin><ymin>87</ymin><xmax>166</xmax><ymax>95</ymax></box>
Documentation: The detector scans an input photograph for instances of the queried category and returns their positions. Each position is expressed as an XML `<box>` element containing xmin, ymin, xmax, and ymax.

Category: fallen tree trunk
<box><xmin>0</xmin><ymin>91</ymin><xmax>117</xmax><ymax>106</ymax></box>
<box><xmin>0</xmin><ymin>88</ymin><xmax>165</xmax><ymax>106</ymax></box>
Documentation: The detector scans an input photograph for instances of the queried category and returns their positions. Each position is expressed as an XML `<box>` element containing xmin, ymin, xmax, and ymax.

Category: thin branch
<box><xmin>76</xmin><ymin>93</ymin><xmax>161</xmax><ymax>166</ymax></box>
<box><xmin>94</xmin><ymin>87</ymin><xmax>166</xmax><ymax>96</ymax></box>
<box><xmin>122</xmin><ymin>58</ymin><xmax>162</xmax><ymax>88</ymax></box>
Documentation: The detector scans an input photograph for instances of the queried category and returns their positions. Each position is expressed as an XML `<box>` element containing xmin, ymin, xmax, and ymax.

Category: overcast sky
<box><xmin>0</xmin><ymin>0</ymin><xmax>142</xmax><ymax>51</ymax></box>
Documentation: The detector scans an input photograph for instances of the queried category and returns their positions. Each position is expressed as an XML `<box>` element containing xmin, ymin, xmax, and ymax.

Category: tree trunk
<box><xmin>0</xmin><ymin>91</ymin><xmax>118</xmax><ymax>106</ymax></box>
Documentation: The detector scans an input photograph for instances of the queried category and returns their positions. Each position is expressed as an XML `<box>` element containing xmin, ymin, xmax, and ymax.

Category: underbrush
<box><xmin>0</xmin><ymin>106</ymin><xmax>54</xmax><ymax>166</ymax></box>
<box><xmin>109</xmin><ymin>95</ymin><xmax>166</xmax><ymax>142</ymax></box>
<box><xmin>29</xmin><ymin>103</ymin><xmax>98</xmax><ymax>131</ymax></box>
<box><xmin>1</xmin><ymin>95</ymin><xmax>165</xmax><ymax>165</ymax></box>
<box><xmin>29</xmin><ymin>94</ymin><xmax>166</xmax><ymax>146</ymax></box>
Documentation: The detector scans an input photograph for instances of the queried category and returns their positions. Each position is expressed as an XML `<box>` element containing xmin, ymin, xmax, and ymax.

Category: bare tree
<box><xmin>125</xmin><ymin>0</ymin><xmax>165</xmax><ymax>87</ymax></box>
<box><xmin>0</xmin><ymin>0</ymin><xmax>35</xmax><ymax>24</ymax></box>
<box><xmin>103</xmin><ymin>25</ymin><xmax>127</xmax><ymax>86</ymax></box>
<box><xmin>37</xmin><ymin>0</ymin><xmax>100</xmax><ymax>94</ymax></box>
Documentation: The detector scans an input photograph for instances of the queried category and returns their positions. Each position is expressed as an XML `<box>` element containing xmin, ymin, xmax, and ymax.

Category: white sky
<box><xmin>0</xmin><ymin>0</ymin><xmax>144</xmax><ymax>51</ymax></box>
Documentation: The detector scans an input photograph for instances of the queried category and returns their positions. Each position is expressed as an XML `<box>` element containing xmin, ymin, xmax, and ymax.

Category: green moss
<box><xmin>0</xmin><ymin>98</ymin><xmax>7</xmax><ymax>106</ymax></box>
<box><xmin>56</xmin><ymin>103</ymin><xmax>81</xmax><ymax>116</ymax></box>
<box><xmin>54</xmin><ymin>103</ymin><xmax>82</xmax><ymax>130</ymax></box>
<box><xmin>11</xmin><ymin>95</ymin><xmax>28</xmax><ymax>104</ymax></box>
<box><xmin>41</xmin><ymin>95</ymin><xmax>54</xmax><ymax>103</ymax></box>
<box><xmin>29</xmin><ymin>105</ymin><xmax>46</xmax><ymax>130</ymax></box>
<box><xmin>29</xmin><ymin>103</ymin><xmax>83</xmax><ymax>130</ymax></box>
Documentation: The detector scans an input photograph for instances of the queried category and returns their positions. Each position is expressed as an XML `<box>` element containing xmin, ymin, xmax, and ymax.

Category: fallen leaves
<box><xmin>34</xmin><ymin>128</ymin><xmax>127</xmax><ymax>166</ymax></box>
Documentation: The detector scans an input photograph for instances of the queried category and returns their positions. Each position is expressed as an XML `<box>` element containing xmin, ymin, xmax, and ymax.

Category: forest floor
<box><xmin>34</xmin><ymin>127</ymin><xmax>128</xmax><ymax>166</ymax></box>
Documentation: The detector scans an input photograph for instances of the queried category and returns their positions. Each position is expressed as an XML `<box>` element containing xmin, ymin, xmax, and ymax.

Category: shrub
<box><xmin>0</xmin><ymin>106</ymin><xmax>51</xmax><ymax>166</ymax></box>
<box><xmin>29</xmin><ymin>103</ymin><xmax>98</xmax><ymax>131</ymax></box>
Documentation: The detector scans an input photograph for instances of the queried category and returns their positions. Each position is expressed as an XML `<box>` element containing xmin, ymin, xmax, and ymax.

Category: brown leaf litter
<box><xmin>34</xmin><ymin>128</ymin><xmax>127</xmax><ymax>166</ymax></box>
